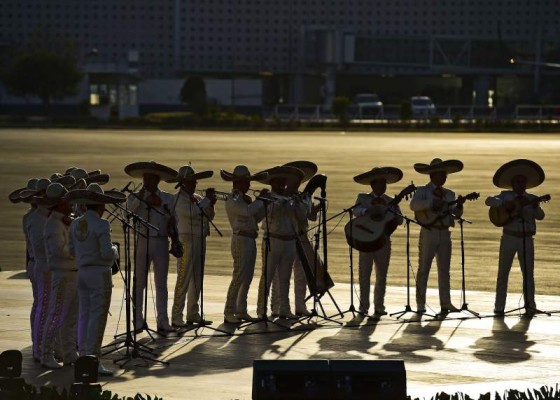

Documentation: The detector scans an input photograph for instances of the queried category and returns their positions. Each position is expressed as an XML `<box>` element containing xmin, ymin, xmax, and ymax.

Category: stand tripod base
<box><xmin>390</xmin><ymin>305</ymin><xmax>435</xmax><ymax>320</ymax></box>
<box><xmin>239</xmin><ymin>314</ymin><xmax>292</xmax><ymax>331</ymax></box>
<box><xmin>114</xmin><ymin>345</ymin><xmax>170</xmax><ymax>367</ymax></box>
<box><xmin>504</xmin><ymin>306</ymin><xmax>551</xmax><ymax>318</ymax></box>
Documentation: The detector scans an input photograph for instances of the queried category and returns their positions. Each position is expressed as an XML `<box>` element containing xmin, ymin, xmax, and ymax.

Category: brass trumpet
<box><xmin>195</xmin><ymin>189</ymin><xmax>230</xmax><ymax>200</ymax></box>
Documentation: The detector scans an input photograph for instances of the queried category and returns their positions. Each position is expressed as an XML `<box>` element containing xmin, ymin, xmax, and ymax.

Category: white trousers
<box><xmin>271</xmin><ymin>249</ymin><xmax>308</xmax><ymax>314</ymax></box>
<box><xmin>257</xmin><ymin>237</ymin><xmax>296</xmax><ymax>316</ymax></box>
<box><xmin>33</xmin><ymin>266</ymin><xmax>51</xmax><ymax>359</ymax></box>
<box><xmin>27</xmin><ymin>260</ymin><xmax>38</xmax><ymax>358</ymax></box>
<box><xmin>77</xmin><ymin>267</ymin><xmax>112</xmax><ymax>357</ymax></box>
<box><xmin>224</xmin><ymin>235</ymin><xmax>257</xmax><ymax>316</ymax></box>
<box><xmin>416</xmin><ymin>228</ymin><xmax>453</xmax><ymax>309</ymax></box>
<box><xmin>42</xmin><ymin>270</ymin><xmax>78</xmax><ymax>362</ymax></box>
<box><xmin>495</xmin><ymin>234</ymin><xmax>536</xmax><ymax>311</ymax></box>
<box><xmin>358</xmin><ymin>240</ymin><xmax>391</xmax><ymax>314</ymax></box>
<box><xmin>134</xmin><ymin>236</ymin><xmax>170</xmax><ymax>326</ymax></box>
<box><xmin>172</xmin><ymin>234</ymin><xmax>204</xmax><ymax>322</ymax></box>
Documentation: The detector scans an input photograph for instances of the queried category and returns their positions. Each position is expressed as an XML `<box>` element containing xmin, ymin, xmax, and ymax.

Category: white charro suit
<box><xmin>410</xmin><ymin>182</ymin><xmax>463</xmax><ymax>310</ymax></box>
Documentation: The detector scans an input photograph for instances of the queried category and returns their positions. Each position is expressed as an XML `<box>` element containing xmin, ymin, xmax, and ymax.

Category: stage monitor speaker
<box><xmin>330</xmin><ymin>359</ymin><xmax>406</xmax><ymax>400</ymax></box>
<box><xmin>253</xmin><ymin>359</ymin><xmax>331</xmax><ymax>400</ymax></box>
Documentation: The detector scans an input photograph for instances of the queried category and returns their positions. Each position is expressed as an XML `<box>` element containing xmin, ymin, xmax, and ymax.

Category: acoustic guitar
<box><xmin>344</xmin><ymin>184</ymin><xmax>416</xmax><ymax>253</ymax></box>
<box><xmin>489</xmin><ymin>194</ymin><xmax>550</xmax><ymax>227</ymax></box>
<box><xmin>414</xmin><ymin>191</ymin><xmax>480</xmax><ymax>226</ymax></box>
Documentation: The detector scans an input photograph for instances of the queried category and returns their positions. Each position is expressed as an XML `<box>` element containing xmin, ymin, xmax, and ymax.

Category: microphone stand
<box><xmin>102</xmin><ymin>204</ymin><xmax>168</xmax><ymax>366</ymax></box>
<box><xmin>239</xmin><ymin>196</ymin><xmax>290</xmax><ymax>331</ymax></box>
<box><xmin>389</xmin><ymin>210</ymin><xmax>436</xmax><ymax>319</ymax></box>
<box><xmin>127</xmin><ymin>189</ymin><xmax>165</xmax><ymax>339</ymax></box>
<box><xmin>327</xmin><ymin>203</ymin><xmax>367</xmax><ymax>321</ymax></box>
<box><xmin>505</xmin><ymin>214</ymin><xmax>550</xmax><ymax>317</ymax></box>
<box><xmin>294</xmin><ymin>192</ymin><xmax>342</xmax><ymax>326</ymax></box>
<box><xmin>190</xmin><ymin>192</ymin><xmax>230</xmax><ymax>337</ymax></box>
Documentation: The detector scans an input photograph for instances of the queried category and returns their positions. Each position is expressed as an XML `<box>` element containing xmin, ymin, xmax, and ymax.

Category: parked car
<box><xmin>353</xmin><ymin>93</ymin><xmax>384</xmax><ymax>117</ymax></box>
<box><xmin>411</xmin><ymin>96</ymin><xmax>436</xmax><ymax>117</ymax></box>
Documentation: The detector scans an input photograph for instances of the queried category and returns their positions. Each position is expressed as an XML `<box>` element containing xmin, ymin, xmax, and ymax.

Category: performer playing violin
<box><xmin>125</xmin><ymin>161</ymin><xmax>179</xmax><ymax>333</ymax></box>
<box><xmin>168</xmin><ymin>165</ymin><xmax>216</xmax><ymax>326</ymax></box>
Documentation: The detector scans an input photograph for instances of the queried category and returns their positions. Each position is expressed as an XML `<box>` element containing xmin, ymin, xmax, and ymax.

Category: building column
<box><xmin>473</xmin><ymin>75</ymin><xmax>494</xmax><ymax>107</ymax></box>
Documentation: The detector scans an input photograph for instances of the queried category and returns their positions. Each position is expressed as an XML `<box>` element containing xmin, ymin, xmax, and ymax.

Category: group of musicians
<box><xmin>9</xmin><ymin>157</ymin><xmax>547</xmax><ymax>374</ymax></box>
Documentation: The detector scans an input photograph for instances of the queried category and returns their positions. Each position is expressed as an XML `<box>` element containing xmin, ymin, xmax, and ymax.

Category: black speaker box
<box><xmin>330</xmin><ymin>359</ymin><xmax>406</xmax><ymax>400</ymax></box>
<box><xmin>253</xmin><ymin>359</ymin><xmax>331</xmax><ymax>400</ymax></box>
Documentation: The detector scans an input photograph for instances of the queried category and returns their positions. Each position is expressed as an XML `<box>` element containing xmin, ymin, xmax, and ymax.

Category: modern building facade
<box><xmin>1</xmin><ymin>0</ymin><xmax>559</xmax><ymax>111</ymax></box>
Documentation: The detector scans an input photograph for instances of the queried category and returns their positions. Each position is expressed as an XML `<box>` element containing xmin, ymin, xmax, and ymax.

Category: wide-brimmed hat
<box><xmin>282</xmin><ymin>161</ymin><xmax>318</xmax><ymax>183</ymax></box>
<box><xmin>66</xmin><ymin>168</ymin><xmax>110</xmax><ymax>185</ymax></box>
<box><xmin>414</xmin><ymin>158</ymin><xmax>464</xmax><ymax>175</ymax></box>
<box><xmin>33</xmin><ymin>182</ymin><xmax>69</xmax><ymax>207</ymax></box>
<box><xmin>64</xmin><ymin>183</ymin><xmax>126</xmax><ymax>205</ymax></box>
<box><xmin>493</xmin><ymin>159</ymin><xmax>545</xmax><ymax>189</ymax></box>
<box><xmin>19</xmin><ymin>178</ymin><xmax>55</xmax><ymax>201</ymax></box>
<box><xmin>353</xmin><ymin>167</ymin><xmax>403</xmax><ymax>185</ymax></box>
<box><xmin>124</xmin><ymin>161</ymin><xmax>178</xmax><ymax>181</ymax></box>
<box><xmin>8</xmin><ymin>178</ymin><xmax>39</xmax><ymax>204</ymax></box>
<box><xmin>167</xmin><ymin>165</ymin><xmax>213</xmax><ymax>183</ymax></box>
<box><xmin>255</xmin><ymin>165</ymin><xmax>304</xmax><ymax>185</ymax></box>
<box><xmin>220</xmin><ymin>165</ymin><xmax>268</xmax><ymax>182</ymax></box>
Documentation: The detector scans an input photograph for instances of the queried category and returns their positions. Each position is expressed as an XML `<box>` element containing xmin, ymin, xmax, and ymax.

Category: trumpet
<box><xmin>195</xmin><ymin>189</ymin><xmax>231</xmax><ymax>200</ymax></box>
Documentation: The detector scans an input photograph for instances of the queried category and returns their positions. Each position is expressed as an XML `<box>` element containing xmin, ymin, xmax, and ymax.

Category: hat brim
<box><xmin>354</xmin><ymin>167</ymin><xmax>403</xmax><ymax>185</ymax></box>
<box><xmin>84</xmin><ymin>174</ymin><xmax>110</xmax><ymax>186</ymax></box>
<box><xmin>64</xmin><ymin>189</ymin><xmax>126</xmax><ymax>205</ymax></box>
<box><xmin>167</xmin><ymin>170</ymin><xmax>213</xmax><ymax>183</ymax></box>
<box><xmin>282</xmin><ymin>161</ymin><xmax>318</xmax><ymax>183</ymax></box>
<box><xmin>493</xmin><ymin>159</ymin><xmax>545</xmax><ymax>189</ymax></box>
<box><xmin>255</xmin><ymin>166</ymin><xmax>304</xmax><ymax>185</ymax></box>
<box><xmin>220</xmin><ymin>169</ymin><xmax>268</xmax><ymax>182</ymax></box>
<box><xmin>125</xmin><ymin>162</ymin><xmax>178</xmax><ymax>181</ymax></box>
<box><xmin>8</xmin><ymin>188</ymin><xmax>26</xmax><ymax>203</ymax></box>
<box><xmin>33</xmin><ymin>195</ymin><xmax>67</xmax><ymax>207</ymax></box>
<box><xmin>414</xmin><ymin>160</ymin><xmax>464</xmax><ymax>175</ymax></box>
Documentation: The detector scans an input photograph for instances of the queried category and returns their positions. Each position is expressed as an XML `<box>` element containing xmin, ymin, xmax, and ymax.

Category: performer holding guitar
<box><xmin>485</xmin><ymin>159</ymin><xmax>548</xmax><ymax>317</ymax></box>
<box><xmin>410</xmin><ymin>158</ymin><xmax>477</xmax><ymax>315</ymax></box>
<box><xmin>350</xmin><ymin>167</ymin><xmax>413</xmax><ymax>319</ymax></box>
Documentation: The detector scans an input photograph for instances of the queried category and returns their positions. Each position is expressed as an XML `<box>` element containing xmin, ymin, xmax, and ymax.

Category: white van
<box><xmin>411</xmin><ymin>96</ymin><xmax>436</xmax><ymax>116</ymax></box>
<box><xmin>353</xmin><ymin>93</ymin><xmax>384</xmax><ymax>116</ymax></box>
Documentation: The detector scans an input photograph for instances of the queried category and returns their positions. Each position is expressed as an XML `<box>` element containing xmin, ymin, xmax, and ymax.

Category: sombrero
<box><xmin>167</xmin><ymin>165</ymin><xmax>213</xmax><ymax>183</ymax></box>
<box><xmin>124</xmin><ymin>161</ymin><xmax>178</xmax><ymax>181</ymax></box>
<box><xmin>9</xmin><ymin>178</ymin><xmax>38</xmax><ymax>204</ymax></box>
<box><xmin>19</xmin><ymin>178</ymin><xmax>55</xmax><ymax>201</ymax></box>
<box><xmin>255</xmin><ymin>165</ymin><xmax>304</xmax><ymax>185</ymax></box>
<box><xmin>67</xmin><ymin>168</ymin><xmax>110</xmax><ymax>185</ymax></box>
<box><xmin>282</xmin><ymin>161</ymin><xmax>318</xmax><ymax>183</ymax></box>
<box><xmin>220</xmin><ymin>165</ymin><xmax>268</xmax><ymax>182</ymax></box>
<box><xmin>493</xmin><ymin>159</ymin><xmax>545</xmax><ymax>189</ymax></box>
<box><xmin>33</xmin><ymin>183</ymin><xmax>69</xmax><ymax>207</ymax></box>
<box><xmin>64</xmin><ymin>183</ymin><xmax>126</xmax><ymax>205</ymax></box>
<box><xmin>414</xmin><ymin>158</ymin><xmax>463</xmax><ymax>175</ymax></box>
<box><xmin>353</xmin><ymin>167</ymin><xmax>403</xmax><ymax>185</ymax></box>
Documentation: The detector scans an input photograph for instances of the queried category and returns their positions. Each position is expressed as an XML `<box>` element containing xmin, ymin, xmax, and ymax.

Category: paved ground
<box><xmin>1</xmin><ymin>270</ymin><xmax>560</xmax><ymax>399</ymax></box>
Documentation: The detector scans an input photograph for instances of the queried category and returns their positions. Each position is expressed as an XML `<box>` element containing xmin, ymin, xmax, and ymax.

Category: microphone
<box><xmin>122</xmin><ymin>181</ymin><xmax>134</xmax><ymax>193</ymax></box>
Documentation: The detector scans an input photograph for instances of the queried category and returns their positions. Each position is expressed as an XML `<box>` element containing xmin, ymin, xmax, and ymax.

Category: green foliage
<box><xmin>180</xmin><ymin>76</ymin><xmax>207</xmax><ymax>117</ymax></box>
<box><xmin>2</xmin><ymin>51</ymin><xmax>83</xmax><ymax>107</ymax></box>
<box><xmin>400</xmin><ymin>100</ymin><xmax>413</xmax><ymax>120</ymax></box>
<box><xmin>331</xmin><ymin>96</ymin><xmax>350</xmax><ymax>125</ymax></box>
<box><xmin>406</xmin><ymin>385</ymin><xmax>560</xmax><ymax>400</ymax></box>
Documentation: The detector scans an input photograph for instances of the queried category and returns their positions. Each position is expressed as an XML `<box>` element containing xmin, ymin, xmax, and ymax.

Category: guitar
<box><xmin>489</xmin><ymin>194</ymin><xmax>550</xmax><ymax>227</ymax></box>
<box><xmin>414</xmin><ymin>191</ymin><xmax>480</xmax><ymax>226</ymax></box>
<box><xmin>344</xmin><ymin>184</ymin><xmax>416</xmax><ymax>253</ymax></box>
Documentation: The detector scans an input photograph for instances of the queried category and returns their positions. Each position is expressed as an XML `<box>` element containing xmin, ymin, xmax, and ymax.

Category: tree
<box><xmin>2</xmin><ymin>51</ymin><xmax>83</xmax><ymax>110</ymax></box>
<box><xmin>180</xmin><ymin>76</ymin><xmax>207</xmax><ymax>117</ymax></box>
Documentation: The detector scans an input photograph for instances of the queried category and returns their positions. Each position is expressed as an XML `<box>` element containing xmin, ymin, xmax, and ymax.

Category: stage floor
<box><xmin>1</xmin><ymin>270</ymin><xmax>559</xmax><ymax>399</ymax></box>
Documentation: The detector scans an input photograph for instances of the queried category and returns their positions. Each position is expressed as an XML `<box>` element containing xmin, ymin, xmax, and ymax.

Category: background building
<box><xmin>1</xmin><ymin>0</ymin><xmax>559</xmax><ymax>113</ymax></box>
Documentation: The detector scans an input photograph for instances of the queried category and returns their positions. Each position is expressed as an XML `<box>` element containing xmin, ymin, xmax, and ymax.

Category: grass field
<box><xmin>2</xmin><ymin>129</ymin><xmax>560</xmax><ymax>296</ymax></box>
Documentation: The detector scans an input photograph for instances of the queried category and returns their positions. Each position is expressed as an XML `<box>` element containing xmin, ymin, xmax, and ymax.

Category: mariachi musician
<box><xmin>125</xmin><ymin>161</ymin><xmax>179</xmax><ymax>333</ymax></box>
<box><xmin>221</xmin><ymin>165</ymin><xmax>267</xmax><ymax>323</ymax></box>
<box><xmin>485</xmin><ymin>159</ymin><xmax>547</xmax><ymax>317</ymax></box>
<box><xmin>352</xmin><ymin>167</ymin><xmax>405</xmax><ymax>319</ymax></box>
<box><xmin>410</xmin><ymin>158</ymin><xmax>466</xmax><ymax>315</ymax></box>
<box><xmin>255</xmin><ymin>165</ymin><xmax>304</xmax><ymax>320</ymax></box>
<box><xmin>169</xmin><ymin>165</ymin><xmax>216</xmax><ymax>326</ymax></box>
